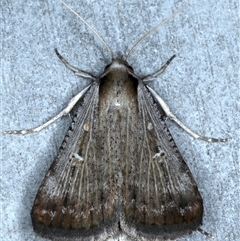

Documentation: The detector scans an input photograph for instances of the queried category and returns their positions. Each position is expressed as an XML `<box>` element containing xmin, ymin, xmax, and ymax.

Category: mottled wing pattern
<box><xmin>31</xmin><ymin>83</ymin><xmax>119</xmax><ymax>241</ymax></box>
<box><xmin>121</xmin><ymin>82</ymin><xmax>203</xmax><ymax>240</ymax></box>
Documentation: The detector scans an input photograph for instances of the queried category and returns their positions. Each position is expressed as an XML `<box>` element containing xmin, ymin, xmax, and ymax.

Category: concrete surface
<box><xmin>1</xmin><ymin>0</ymin><xmax>239</xmax><ymax>240</ymax></box>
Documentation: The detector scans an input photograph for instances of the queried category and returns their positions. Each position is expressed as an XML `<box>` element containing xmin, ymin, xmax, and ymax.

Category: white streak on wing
<box><xmin>152</xmin><ymin>152</ymin><xmax>161</xmax><ymax>159</ymax></box>
<box><xmin>147</xmin><ymin>122</ymin><xmax>153</xmax><ymax>130</ymax></box>
<box><xmin>115</xmin><ymin>101</ymin><xmax>121</xmax><ymax>107</ymax></box>
<box><xmin>72</xmin><ymin>153</ymin><xmax>84</xmax><ymax>162</ymax></box>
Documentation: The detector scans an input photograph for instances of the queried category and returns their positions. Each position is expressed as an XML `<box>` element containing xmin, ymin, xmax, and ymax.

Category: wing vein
<box><xmin>124</xmin><ymin>106</ymin><xmax>130</xmax><ymax>203</ymax></box>
<box><xmin>141</xmin><ymin>90</ymin><xmax>160</xmax><ymax>214</ymax></box>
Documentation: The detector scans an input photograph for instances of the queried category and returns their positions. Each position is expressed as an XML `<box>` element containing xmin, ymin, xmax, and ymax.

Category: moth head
<box><xmin>104</xmin><ymin>58</ymin><xmax>134</xmax><ymax>73</ymax></box>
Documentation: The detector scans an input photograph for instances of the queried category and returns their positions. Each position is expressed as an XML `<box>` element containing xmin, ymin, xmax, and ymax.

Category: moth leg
<box><xmin>197</xmin><ymin>228</ymin><xmax>213</xmax><ymax>238</ymax></box>
<box><xmin>55</xmin><ymin>48</ymin><xmax>97</xmax><ymax>81</ymax></box>
<box><xmin>4</xmin><ymin>85</ymin><xmax>91</xmax><ymax>135</ymax></box>
<box><xmin>147</xmin><ymin>86</ymin><xmax>229</xmax><ymax>143</ymax></box>
<box><xmin>142</xmin><ymin>55</ymin><xmax>176</xmax><ymax>82</ymax></box>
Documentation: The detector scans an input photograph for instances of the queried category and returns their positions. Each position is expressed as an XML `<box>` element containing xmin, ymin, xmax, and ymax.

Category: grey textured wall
<box><xmin>2</xmin><ymin>0</ymin><xmax>239</xmax><ymax>241</ymax></box>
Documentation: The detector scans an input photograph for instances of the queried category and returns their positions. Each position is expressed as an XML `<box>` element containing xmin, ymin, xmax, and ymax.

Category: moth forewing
<box><xmin>31</xmin><ymin>58</ymin><xmax>203</xmax><ymax>241</ymax></box>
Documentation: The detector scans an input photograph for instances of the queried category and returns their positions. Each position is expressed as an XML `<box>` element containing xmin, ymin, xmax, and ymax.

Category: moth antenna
<box><xmin>59</xmin><ymin>0</ymin><xmax>114</xmax><ymax>60</ymax></box>
<box><xmin>126</xmin><ymin>0</ymin><xmax>192</xmax><ymax>60</ymax></box>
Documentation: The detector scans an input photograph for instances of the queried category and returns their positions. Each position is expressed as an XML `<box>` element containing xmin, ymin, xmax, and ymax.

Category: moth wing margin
<box><xmin>121</xmin><ymin>82</ymin><xmax>203</xmax><ymax>240</ymax></box>
<box><xmin>31</xmin><ymin>83</ymin><xmax>119</xmax><ymax>241</ymax></box>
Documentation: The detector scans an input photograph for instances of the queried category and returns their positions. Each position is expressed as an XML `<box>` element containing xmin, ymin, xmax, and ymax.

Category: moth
<box><xmin>5</xmin><ymin>0</ymin><xmax>229</xmax><ymax>240</ymax></box>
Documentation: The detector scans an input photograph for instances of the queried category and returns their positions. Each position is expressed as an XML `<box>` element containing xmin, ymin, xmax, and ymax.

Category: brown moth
<box><xmin>4</xmin><ymin>0</ymin><xmax>228</xmax><ymax>240</ymax></box>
